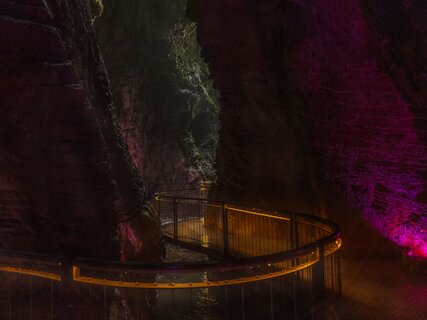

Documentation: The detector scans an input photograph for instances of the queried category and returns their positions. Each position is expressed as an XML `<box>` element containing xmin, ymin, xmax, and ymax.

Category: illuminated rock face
<box><xmin>0</xmin><ymin>0</ymin><xmax>161</xmax><ymax>260</ymax></box>
<box><xmin>291</xmin><ymin>0</ymin><xmax>427</xmax><ymax>259</ymax></box>
<box><xmin>195</xmin><ymin>0</ymin><xmax>427</xmax><ymax>258</ymax></box>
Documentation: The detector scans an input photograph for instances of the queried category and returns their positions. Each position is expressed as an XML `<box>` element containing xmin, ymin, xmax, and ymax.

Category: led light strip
<box><xmin>72</xmin><ymin>258</ymin><xmax>319</xmax><ymax>289</ymax></box>
<box><xmin>0</xmin><ymin>266</ymin><xmax>61</xmax><ymax>281</ymax></box>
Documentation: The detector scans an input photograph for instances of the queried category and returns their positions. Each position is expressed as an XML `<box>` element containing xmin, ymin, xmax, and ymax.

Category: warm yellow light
<box><xmin>0</xmin><ymin>266</ymin><xmax>61</xmax><ymax>281</ymax></box>
<box><xmin>225</xmin><ymin>205</ymin><xmax>291</xmax><ymax>221</ymax></box>
<box><xmin>72</xmin><ymin>258</ymin><xmax>318</xmax><ymax>289</ymax></box>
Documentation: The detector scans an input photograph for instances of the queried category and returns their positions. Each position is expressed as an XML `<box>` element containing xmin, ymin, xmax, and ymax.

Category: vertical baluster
<box><xmin>330</xmin><ymin>254</ymin><xmax>334</xmax><ymax>292</ymax></box>
<box><xmin>157</xmin><ymin>196</ymin><xmax>161</xmax><ymax>225</ymax></box>
<box><xmin>173</xmin><ymin>198</ymin><xmax>178</xmax><ymax>241</ymax></box>
<box><xmin>270</xmin><ymin>279</ymin><xmax>274</xmax><ymax>320</ymax></box>
<box><xmin>7</xmin><ymin>275</ymin><xmax>12</xmax><ymax>320</ymax></box>
<box><xmin>200</xmin><ymin>201</ymin><xmax>203</xmax><ymax>243</ymax></box>
<box><xmin>241</xmin><ymin>285</ymin><xmax>245</xmax><ymax>320</ymax></box>
<box><xmin>225</xmin><ymin>286</ymin><xmax>229</xmax><ymax>320</ymax></box>
<box><xmin>222</xmin><ymin>204</ymin><xmax>229</xmax><ymax>256</ymax></box>
<box><xmin>290</xmin><ymin>212</ymin><xmax>298</xmax><ymax>252</ymax></box>
<box><xmin>192</xmin><ymin>203</ymin><xmax>196</xmax><ymax>239</ymax></box>
<box><xmin>190</xmin><ymin>288</ymin><xmax>193</xmax><ymax>314</ymax></box>
<box><xmin>193</xmin><ymin>199</ymin><xmax>195</xmax><ymax>240</ymax></box>
<box><xmin>247</xmin><ymin>213</ymin><xmax>250</xmax><ymax>256</ymax></box>
<box><xmin>50</xmin><ymin>281</ymin><xmax>54</xmax><ymax>320</ymax></box>
<box><xmin>310</xmin><ymin>266</ymin><xmax>315</xmax><ymax>320</ymax></box>
<box><xmin>242</xmin><ymin>211</ymin><xmax>245</xmax><ymax>255</ymax></box>
<box><xmin>312</xmin><ymin>241</ymin><xmax>326</xmax><ymax>312</ymax></box>
<box><xmin>103</xmin><ymin>286</ymin><xmax>107</xmax><ymax>320</ymax></box>
<box><xmin>241</xmin><ymin>211</ymin><xmax>244</xmax><ymax>255</ymax></box>
<box><xmin>275</xmin><ymin>218</ymin><xmax>278</xmax><ymax>255</ymax></box>
<box><xmin>197</xmin><ymin>200</ymin><xmax>199</xmax><ymax>242</ymax></box>
<box><xmin>187</xmin><ymin>200</ymin><xmax>189</xmax><ymax>239</ymax></box>
<box><xmin>208</xmin><ymin>286</ymin><xmax>211</xmax><ymax>316</ymax></box>
<box><xmin>256</xmin><ymin>281</ymin><xmax>260</xmax><ymax>320</ymax></box>
<box><xmin>336</xmin><ymin>251</ymin><xmax>342</xmax><ymax>296</ymax></box>
<box><xmin>265</xmin><ymin>216</ymin><xmax>268</xmax><ymax>254</ymax></box>
<box><xmin>306</xmin><ymin>223</ymin><xmax>309</xmax><ymax>246</ymax></box>
<box><xmin>189</xmin><ymin>199</ymin><xmax>191</xmax><ymax>240</ymax></box>
<box><xmin>291</xmin><ymin>212</ymin><xmax>300</xmax><ymax>320</ymax></box>
<box><xmin>203</xmin><ymin>200</ymin><xmax>206</xmax><ymax>239</ymax></box>
<box><xmin>251</xmin><ymin>212</ymin><xmax>254</xmax><ymax>257</ymax></box>
<box><xmin>259</xmin><ymin>215</ymin><xmax>263</xmax><ymax>256</ymax></box>
<box><xmin>29</xmin><ymin>277</ymin><xmax>32</xmax><ymax>320</ymax></box>
<box><xmin>171</xmin><ymin>288</ymin><xmax>175</xmax><ymax>315</ymax></box>
<box><xmin>258</xmin><ymin>215</ymin><xmax>262</xmax><ymax>257</ymax></box>
<box><xmin>292</xmin><ymin>273</ymin><xmax>298</xmax><ymax>320</ymax></box>
<box><xmin>335</xmin><ymin>253</ymin><xmax>339</xmax><ymax>294</ymax></box>
<box><xmin>249</xmin><ymin>212</ymin><xmax>252</xmax><ymax>255</ymax></box>
<box><xmin>193</xmin><ymin>199</ymin><xmax>195</xmax><ymax>241</ymax></box>
<box><xmin>145</xmin><ymin>289</ymin><xmax>150</xmax><ymax>318</ymax></box>
<box><xmin>219</xmin><ymin>205</ymin><xmax>223</xmax><ymax>249</ymax></box>
<box><xmin>282</xmin><ymin>276</ymin><xmax>286</xmax><ymax>320</ymax></box>
<box><xmin>267</xmin><ymin>217</ymin><xmax>271</xmax><ymax>254</ymax></box>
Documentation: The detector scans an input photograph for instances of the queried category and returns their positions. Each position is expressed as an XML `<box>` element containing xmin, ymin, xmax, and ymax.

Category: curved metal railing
<box><xmin>0</xmin><ymin>197</ymin><xmax>341</xmax><ymax>289</ymax></box>
<box><xmin>0</xmin><ymin>189</ymin><xmax>342</xmax><ymax>319</ymax></box>
<box><xmin>144</xmin><ymin>195</ymin><xmax>342</xmax><ymax>290</ymax></box>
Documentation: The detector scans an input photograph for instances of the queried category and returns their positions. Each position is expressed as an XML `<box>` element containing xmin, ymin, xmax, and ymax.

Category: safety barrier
<box><xmin>0</xmin><ymin>188</ymin><xmax>341</xmax><ymax>319</ymax></box>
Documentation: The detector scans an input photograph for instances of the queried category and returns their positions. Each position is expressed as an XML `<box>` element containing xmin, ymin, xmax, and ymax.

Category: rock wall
<box><xmin>0</xmin><ymin>0</ymin><xmax>161</xmax><ymax>260</ymax></box>
<box><xmin>95</xmin><ymin>0</ymin><xmax>219</xmax><ymax>196</ymax></box>
<box><xmin>194</xmin><ymin>0</ymin><xmax>427</xmax><ymax>258</ymax></box>
<box><xmin>194</xmin><ymin>0</ymin><xmax>326</xmax><ymax>215</ymax></box>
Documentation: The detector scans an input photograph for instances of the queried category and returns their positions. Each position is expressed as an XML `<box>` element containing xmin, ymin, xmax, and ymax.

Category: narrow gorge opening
<box><xmin>94</xmin><ymin>0</ymin><xmax>220</xmax><ymax>196</ymax></box>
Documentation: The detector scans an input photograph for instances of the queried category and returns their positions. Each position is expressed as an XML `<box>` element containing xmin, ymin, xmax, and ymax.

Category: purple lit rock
<box><xmin>194</xmin><ymin>0</ymin><xmax>427</xmax><ymax>258</ymax></box>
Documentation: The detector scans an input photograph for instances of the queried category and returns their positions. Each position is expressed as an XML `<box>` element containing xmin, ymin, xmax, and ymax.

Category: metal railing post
<box><xmin>59</xmin><ymin>257</ymin><xmax>74</xmax><ymax>318</ymax></box>
<box><xmin>60</xmin><ymin>258</ymin><xmax>73</xmax><ymax>285</ymax></box>
<box><xmin>290</xmin><ymin>211</ymin><xmax>299</xmax><ymax>267</ymax></box>
<box><xmin>157</xmin><ymin>196</ymin><xmax>161</xmax><ymax>221</ymax></box>
<box><xmin>290</xmin><ymin>212</ymin><xmax>299</xmax><ymax>257</ymax></box>
<box><xmin>290</xmin><ymin>211</ymin><xmax>300</xmax><ymax>320</ymax></box>
<box><xmin>173</xmin><ymin>198</ymin><xmax>178</xmax><ymax>241</ymax></box>
<box><xmin>336</xmin><ymin>250</ymin><xmax>342</xmax><ymax>297</ymax></box>
<box><xmin>313</xmin><ymin>241</ymin><xmax>326</xmax><ymax>302</ymax></box>
<box><xmin>222</xmin><ymin>203</ymin><xmax>229</xmax><ymax>256</ymax></box>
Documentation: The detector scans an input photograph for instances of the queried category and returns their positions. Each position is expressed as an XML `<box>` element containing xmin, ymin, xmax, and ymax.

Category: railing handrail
<box><xmin>166</xmin><ymin>194</ymin><xmax>340</xmax><ymax>240</ymax></box>
<box><xmin>72</xmin><ymin>239</ymin><xmax>338</xmax><ymax>273</ymax></box>
<box><xmin>155</xmin><ymin>194</ymin><xmax>341</xmax><ymax>233</ymax></box>
<box><xmin>0</xmin><ymin>236</ymin><xmax>340</xmax><ymax>273</ymax></box>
